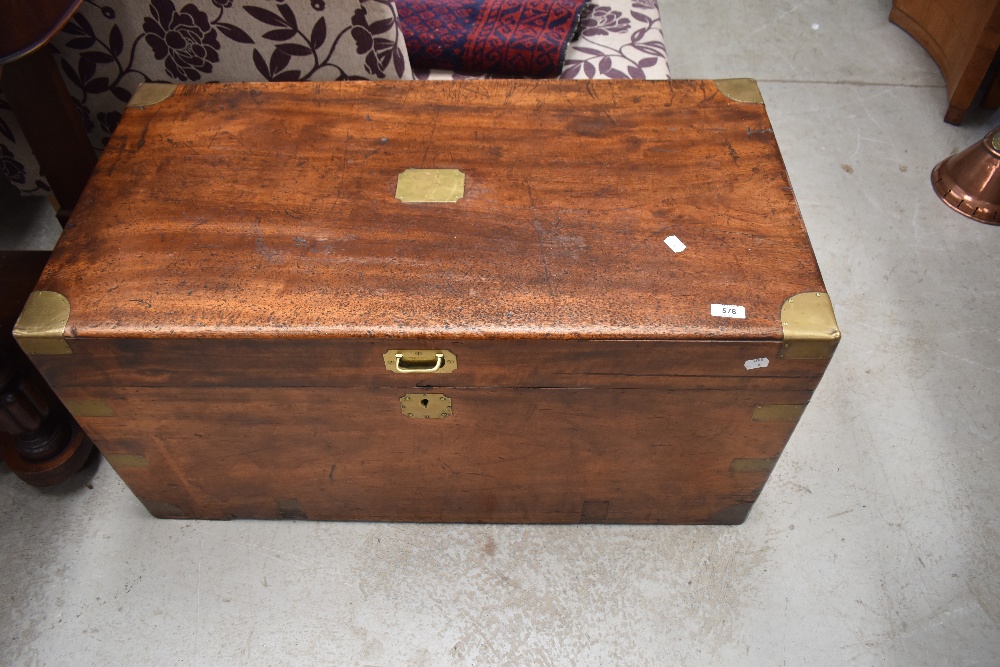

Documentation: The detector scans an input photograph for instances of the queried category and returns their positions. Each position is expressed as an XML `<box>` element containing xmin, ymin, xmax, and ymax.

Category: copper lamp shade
<box><xmin>932</xmin><ymin>126</ymin><xmax>1000</xmax><ymax>225</ymax></box>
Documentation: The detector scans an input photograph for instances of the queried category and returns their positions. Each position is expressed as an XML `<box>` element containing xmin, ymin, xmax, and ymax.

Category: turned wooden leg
<box><xmin>0</xmin><ymin>252</ymin><xmax>93</xmax><ymax>486</ymax></box>
<box><xmin>0</xmin><ymin>348</ymin><xmax>93</xmax><ymax>486</ymax></box>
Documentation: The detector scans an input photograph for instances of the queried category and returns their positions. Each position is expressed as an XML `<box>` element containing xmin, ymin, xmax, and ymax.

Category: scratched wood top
<box><xmin>39</xmin><ymin>80</ymin><xmax>825</xmax><ymax>340</ymax></box>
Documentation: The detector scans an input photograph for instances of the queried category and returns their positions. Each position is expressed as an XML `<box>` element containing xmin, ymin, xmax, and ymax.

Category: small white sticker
<box><xmin>744</xmin><ymin>357</ymin><xmax>769</xmax><ymax>370</ymax></box>
<box><xmin>663</xmin><ymin>236</ymin><xmax>686</xmax><ymax>253</ymax></box>
<box><xmin>711</xmin><ymin>304</ymin><xmax>746</xmax><ymax>319</ymax></box>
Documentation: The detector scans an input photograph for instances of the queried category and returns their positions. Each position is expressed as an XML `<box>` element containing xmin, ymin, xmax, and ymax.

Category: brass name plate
<box><xmin>401</xmin><ymin>393</ymin><xmax>452</xmax><ymax>419</ymax></box>
<box><xmin>395</xmin><ymin>169</ymin><xmax>465</xmax><ymax>203</ymax></box>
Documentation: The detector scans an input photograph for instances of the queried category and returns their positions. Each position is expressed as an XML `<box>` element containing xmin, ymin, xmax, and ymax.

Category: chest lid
<box><xmin>28</xmin><ymin>79</ymin><xmax>832</xmax><ymax>344</ymax></box>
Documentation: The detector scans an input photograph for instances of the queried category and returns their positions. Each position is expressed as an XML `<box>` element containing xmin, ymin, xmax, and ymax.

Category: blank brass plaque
<box><xmin>395</xmin><ymin>169</ymin><xmax>465</xmax><ymax>203</ymax></box>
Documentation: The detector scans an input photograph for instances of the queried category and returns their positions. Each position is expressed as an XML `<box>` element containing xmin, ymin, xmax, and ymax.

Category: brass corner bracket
<box><xmin>714</xmin><ymin>78</ymin><xmax>764</xmax><ymax>104</ymax></box>
<box><xmin>752</xmin><ymin>404</ymin><xmax>807</xmax><ymax>422</ymax></box>
<box><xmin>127</xmin><ymin>83</ymin><xmax>178</xmax><ymax>108</ymax></box>
<box><xmin>779</xmin><ymin>292</ymin><xmax>840</xmax><ymax>359</ymax></box>
<box><xmin>13</xmin><ymin>291</ymin><xmax>72</xmax><ymax>355</ymax></box>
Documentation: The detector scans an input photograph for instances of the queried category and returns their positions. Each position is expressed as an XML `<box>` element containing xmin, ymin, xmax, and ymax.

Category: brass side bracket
<box><xmin>714</xmin><ymin>78</ymin><xmax>764</xmax><ymax>104</ymax></box>
<box><xmin>64</xmin><ymin>399</ymin><xmax>115</xmax><ymax>417</ymax></box>
<box><xmin>752</xmin><ymin>404</ymin><xmax>807</xmax><ymax>422</ymax></box>
<box><xmin>13</xmin><ymin>291</ymin><xmax>72</xmax><ymax>355</ymax></box>
<box><xmin>128</xmin><ymin>83</ymin><xmax>178</xmax><ymax>108</ymax></box>
<box><xmin>730</xmin><ymin>458</ymin><xmax>778</xmax><ymax>473</ymax></box>
<box><xmin>779</xmin><ymin>292</ymin><xmax>840</xmax><ymax>359</ymax></box>
<box><xmin>105</xmin><ymin>453</ymin><xmax>150</xmax><ymax>469</ymax></box>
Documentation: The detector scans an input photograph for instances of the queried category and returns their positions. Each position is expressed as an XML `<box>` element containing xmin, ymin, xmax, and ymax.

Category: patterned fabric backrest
<box><xmin>0</xmin><ymin>0</ymin><xmax>411</xmax><ymax>195</ymax></box>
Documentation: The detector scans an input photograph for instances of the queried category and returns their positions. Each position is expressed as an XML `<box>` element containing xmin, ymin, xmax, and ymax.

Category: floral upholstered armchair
<box><xmin>0</xmin><ymin>0</ymin><xmax>668</xmax><ymax>196</ymax></box>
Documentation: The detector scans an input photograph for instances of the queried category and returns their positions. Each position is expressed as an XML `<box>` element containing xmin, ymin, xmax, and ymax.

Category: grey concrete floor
<box><xmin>2</xmin><ymin>0</ymin><xmax>1000</xmax><ymax>664</ymax></box>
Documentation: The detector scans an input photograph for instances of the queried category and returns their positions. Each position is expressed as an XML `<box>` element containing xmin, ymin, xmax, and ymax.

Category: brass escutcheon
<box><xmin>400</xmin><ymin>393</ymin><xmax>452</xmax><ymax>419</ymax></box>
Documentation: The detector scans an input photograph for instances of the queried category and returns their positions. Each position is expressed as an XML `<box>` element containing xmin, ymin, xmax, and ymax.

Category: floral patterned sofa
<box><xmin>0</xmin><ymin>0</ymin><xmax>668</xmax><ymax>196</ymax></box>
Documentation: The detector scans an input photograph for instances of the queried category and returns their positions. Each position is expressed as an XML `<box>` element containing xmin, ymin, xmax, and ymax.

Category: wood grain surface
<box><xmin>33</xmin><ymin>338</ymin><xmax>828</xmax><ymax>389</ymax></box>
<box><xmin>61</xmin><ymin>384</ymin><xmax>811</xmax><ymax>523</ymax></box>
<box><xmin>38</xmin><ymin>80</ymin><xmax>825</xmax><ymax>342</ymax></box>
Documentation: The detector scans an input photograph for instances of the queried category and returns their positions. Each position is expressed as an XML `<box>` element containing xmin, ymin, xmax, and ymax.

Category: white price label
<box><xmin>744</xmin><ymin>357</ymin><xmax>769</xmax><ymax>370</ymax></box>
<box><xmin>711</xmin><ymin>304</ymin><xmax>746</xmax><ymax>319</ymax></box>
<box><xmin>663</xmin><ymin>236</ymin><xmax>686</xmax><ymax>253</ymax></box>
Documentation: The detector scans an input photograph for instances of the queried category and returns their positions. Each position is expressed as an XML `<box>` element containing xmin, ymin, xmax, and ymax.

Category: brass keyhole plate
<box><xmin>400</xmin><ymin>393</ymin><xmax>452</xmax><ymax>419</ymax></box>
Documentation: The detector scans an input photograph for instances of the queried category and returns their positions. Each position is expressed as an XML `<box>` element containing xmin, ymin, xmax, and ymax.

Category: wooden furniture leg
<box><xmin>890</xmin><ymin>0</ymin><xmax>1000</xmax><ymax>125</ymax></box>
<box><xmin>982</xmin><ymin>61</ymin><xmax>1000</xmax><ymax>110</ymax></box>
<box><xmin>0</xmin><ymin>252</ymin><xmax>93</xmax><ymax>486</ymax></box>
<box><xmin>0</xmin><ymin>3</ymin><xmax>98</xmax><ymax>484</ymax></box>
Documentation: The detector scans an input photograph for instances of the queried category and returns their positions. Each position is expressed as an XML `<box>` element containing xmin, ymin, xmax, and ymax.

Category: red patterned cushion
<box><xmin>397</xmin><ymin>0</ymin><xmax>589</xmax><ymax>77</ymax></box>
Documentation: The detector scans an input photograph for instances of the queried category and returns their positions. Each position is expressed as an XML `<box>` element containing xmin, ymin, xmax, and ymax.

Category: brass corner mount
<box><xmin>13</xmin><ymin>291</ymin><xmax>72</xmax><ymax>355</ymax></box>
<box><xmin>127</xmin><ymin>83</ymin><xmax>178</xmax><ymax>108</ymax></box>
<box><xmin>779</xmin><ymin>292</ymin><xmax>840</xmax><ymax>359</ymax></box>
<box><xmin>714</xmin><ymin>78</ymin><xmax>764</xmax><ymax>105</ymax></box>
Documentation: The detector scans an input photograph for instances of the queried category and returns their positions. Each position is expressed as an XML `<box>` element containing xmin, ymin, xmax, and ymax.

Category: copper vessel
<box><xmin>932</xmin><ymin>126</ymin><xmax>1000</xmax><ymax>225</ymax></box>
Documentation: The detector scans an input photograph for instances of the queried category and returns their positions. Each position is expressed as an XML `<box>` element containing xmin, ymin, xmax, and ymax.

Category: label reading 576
<box><xmin>711</xmin><ymin>304</ymin><xmax>746</xmax><ymax>319</ymax></box>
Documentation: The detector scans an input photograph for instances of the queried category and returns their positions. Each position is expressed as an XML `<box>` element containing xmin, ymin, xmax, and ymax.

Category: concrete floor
<box><xmin>2</xmin><ymin>0</ymin><xmax>1000</xmax><ymax>664</ymax></box>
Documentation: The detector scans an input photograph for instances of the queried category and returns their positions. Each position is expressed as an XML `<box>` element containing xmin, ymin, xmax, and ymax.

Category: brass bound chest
<box><xmin>16</xmin><ymin>79</ymin><xmax>839</xmax><ymax>523</ymax></box>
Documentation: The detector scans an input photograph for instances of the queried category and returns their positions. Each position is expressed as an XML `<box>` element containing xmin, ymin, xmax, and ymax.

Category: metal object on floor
<box><xmin>932</xmin><ymin>126</ymin><xmax>1000</xmax><ymax>225</ymax></box>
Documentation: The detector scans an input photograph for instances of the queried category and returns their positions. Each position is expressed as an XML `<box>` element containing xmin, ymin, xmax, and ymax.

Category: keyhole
<box><xmin>421</xmin><ymin>398</ymin><xmax>429</xmax><ymax>407</ymax></box>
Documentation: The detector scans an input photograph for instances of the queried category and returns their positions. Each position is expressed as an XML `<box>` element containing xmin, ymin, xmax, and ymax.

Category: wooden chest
<box><xmin>15</xmin><ymin>79</ymin><xmax>839</xmax><ymax>524</ymax></box>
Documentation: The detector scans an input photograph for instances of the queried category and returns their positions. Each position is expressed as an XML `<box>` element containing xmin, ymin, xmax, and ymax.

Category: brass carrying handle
<box><xmin>394</xmin><ymin>353</ymin><xmax>445</xmax><ymax>373</ymax></box>
<box><xmin>382</xmin><ymin>349</ymin><xmax>457</xmax><ymax>373</ymax></box>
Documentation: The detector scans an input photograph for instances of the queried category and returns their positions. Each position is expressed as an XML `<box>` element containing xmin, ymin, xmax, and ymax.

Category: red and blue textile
<box><xmin>397</xmin><ymin>0</ymin><xmax>590</xmax><ymax>77</ymax></box>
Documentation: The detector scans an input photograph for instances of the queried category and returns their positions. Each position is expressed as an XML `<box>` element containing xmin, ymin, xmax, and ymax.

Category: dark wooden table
<box><xmin>0</xmin><ymin>0</ymin><xmax>96</xmax><ymax>214</ymax></box>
